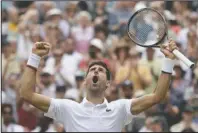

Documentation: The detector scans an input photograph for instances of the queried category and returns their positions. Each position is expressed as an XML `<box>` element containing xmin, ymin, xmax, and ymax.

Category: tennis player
<box><xmin>19</xmin><ymin>40</ymin><xmax>178</xmax><ymax>132</ymax></box>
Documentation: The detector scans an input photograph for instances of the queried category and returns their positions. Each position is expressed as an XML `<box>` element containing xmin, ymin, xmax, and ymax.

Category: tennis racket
<box><xmin>127</xmin><ymin>8</ymin><xmax>195</xmax><ymax>68</ymax></box>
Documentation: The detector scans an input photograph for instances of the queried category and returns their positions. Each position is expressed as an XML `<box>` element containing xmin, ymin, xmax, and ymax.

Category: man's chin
<box><xmin>90</xmin><ymin>84</ymin><xmax>100</xmax><ymax>91</ymax></box>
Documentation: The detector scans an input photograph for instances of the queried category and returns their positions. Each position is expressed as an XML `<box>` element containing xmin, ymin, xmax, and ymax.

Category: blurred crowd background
<box><xmin>1</xmin><ymin>1</ymin><xmax>198</xmax><ymax>132</ymax></box>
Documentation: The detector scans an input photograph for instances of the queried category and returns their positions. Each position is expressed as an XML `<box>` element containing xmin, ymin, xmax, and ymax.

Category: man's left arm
<box><xmin>130</xmin><ymin>40</ymin><xmax>177</xmax><ymax>115</ymax></box>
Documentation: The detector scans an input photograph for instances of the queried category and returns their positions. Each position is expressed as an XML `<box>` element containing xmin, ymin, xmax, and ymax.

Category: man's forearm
<box><xmin>153</xmin><ymin>72</ymin><xmax>172</xmax><ymax>102</ymax></box>
<box><xmin>19</xmin><ymin>66</ymin><xmax>37</xmax><ymax>100</ymax></box>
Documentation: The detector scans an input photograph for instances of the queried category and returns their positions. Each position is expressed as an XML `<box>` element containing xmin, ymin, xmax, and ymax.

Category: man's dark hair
<box><xmin>86</xmin><ymin>60</ymin><xmax>111</xmax><ymax>80</ymax></box>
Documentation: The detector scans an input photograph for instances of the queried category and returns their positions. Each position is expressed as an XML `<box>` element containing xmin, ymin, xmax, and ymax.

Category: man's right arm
<box><xmin>19</xmin><ymin>66</ymin><xmax>51</xmax><ymax>112</ymax></box>
<box><xmin>19</xmin><ymin>42</ymin><xmax>52</xmax><ymax>113</ymax></box>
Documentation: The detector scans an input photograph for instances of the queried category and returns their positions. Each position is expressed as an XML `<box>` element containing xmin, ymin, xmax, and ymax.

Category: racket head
<box><xmin>127</xmin><ymin>8</ymin><xmax>168</xmax><ymax>48</ymax></box>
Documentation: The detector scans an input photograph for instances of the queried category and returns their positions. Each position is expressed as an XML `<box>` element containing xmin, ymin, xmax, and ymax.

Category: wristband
<box><xmin>27</xmin><ymin>53</ymin><xmax>41</xmax><ymax>69</ymax></box>
<box><xmin>161</xmin><ymin>58</ymin><xmax>175</xmax><ymax>74</ymax></box>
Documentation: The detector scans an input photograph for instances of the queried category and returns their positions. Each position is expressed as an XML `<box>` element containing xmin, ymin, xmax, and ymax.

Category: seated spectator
<box><xmin>71</xmin><ymin>11</ymin><xmax>94</xmax><ymax>54</ymax></box>
<box><xmin>2</xmin><ymin>104</ymin><xmax>26</xmax><ymax>132</ymax></box>
<box><xmin>79</xmin><ymin>38</ymin><xmax>110</xmax><ymax>72</ymax></box>
<box><xmin>170</xmin><ymin>105</ymin><xmax>198</xmax><ymax>132</ymax></box>
<box><xmin>45</xmin><ymin>8</ymin><xmax>70</xmax><ymax>38</ymax></box>
<box><xmin>2</xmin><ymin>37</ymin><xmax>21</xmax><ymax>80</ymax></box>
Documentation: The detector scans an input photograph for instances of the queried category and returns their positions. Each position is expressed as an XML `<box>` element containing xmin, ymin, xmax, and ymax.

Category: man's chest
<box><xmin>64</xmin><ymin>106</ymin><xmax>124</xmax><ymax>132</ymax></box>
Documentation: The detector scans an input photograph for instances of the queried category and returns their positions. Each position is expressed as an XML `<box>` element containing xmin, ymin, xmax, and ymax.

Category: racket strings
<box><xmin>128</xmin><ymin>9</ymin><xmax>166</xmax><ymax>46</ymax></box>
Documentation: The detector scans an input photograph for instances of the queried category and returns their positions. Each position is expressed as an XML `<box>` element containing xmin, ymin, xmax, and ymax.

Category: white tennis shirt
<box><xmin>44</xmin><ymin>98</ymin><xmax>134</xmax><ymax>132</ymax></box>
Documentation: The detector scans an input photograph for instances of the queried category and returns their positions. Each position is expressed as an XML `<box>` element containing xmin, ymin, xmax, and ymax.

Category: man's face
<box><xmin>85</xmin><ymin>65</ymin><xmax>109</xmax><ymax>93</ymax></box>
<box><xmin>183</xmin><ymin>112</ymin><xmax>193</xmax><ymax>122</ymax></box>
<box><xmin>3</xmin><ymin>106</ymin><xmax>13</xmax><ymax>124</ymax></box>
<box><xmin>122</xmin><ymin>86</ymin><xmax>133</xmax><ymax>99</ymax></box>
<box><xmin>40</xmin><ymin>75</ymin><xmax>52</xmax><ymax>87</ymax></box>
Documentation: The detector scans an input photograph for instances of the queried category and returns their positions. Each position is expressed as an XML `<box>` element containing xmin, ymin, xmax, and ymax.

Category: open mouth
<box><xmin>92</xmin><ymin>75</ymin><xmax>98</xmax><ymax>83</ymax></box>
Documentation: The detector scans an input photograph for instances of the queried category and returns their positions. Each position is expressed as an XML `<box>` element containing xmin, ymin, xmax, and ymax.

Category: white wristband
<box><xmin>27</xmin><ymin>53</ymin><xmax>41</xmax><ymax>69</ymax></box>
<box><xmin>161</xmin><ymin>58</ymin><xmax>175</xmax><ymax>74</ymax></box>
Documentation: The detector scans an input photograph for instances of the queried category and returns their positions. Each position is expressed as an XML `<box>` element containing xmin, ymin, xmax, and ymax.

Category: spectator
<box><xmin>2</xmin><ymin>104</ymin><xmax>26</xmax><ymax>132</ymax></box>
<box><xmin>140</xmin><ymin>48</ymin><xmax>163</xmax><ymax>94</ymax></box>
<box><xmin>113</xmin><ymin>39</ymin><xmax>131</xmax><ymax>82</ymax></box>
<box><xmin>92</xmin><ymin>1</ymin><xmax>108</xmax><ymax>26</ymax></box>
<box><xmin>36</xmin><ymin>69</ymin><xmax>56</xmax><ymax>98</ymax></box>
<box><xmin>44</xmin><ymin>48</ymin><xmax>73</xmax><ymax>87</ymax></box>
<box><xmin>120</xmin><ymin>80</ymin><xmax>134</xmax><ymax>99</ymax></box>
<box><xmin>105</xmin><ymin>84</ymin><xmax>119</xmax><ymax>102</ymax></box>
<box><xmin>64</xmin><ymin>2</ymin><xmax>78</xmax><ymax>26</ymax></box>
<box><xmin>170</xmin><ymin>63</ymin><xmax>189</xmax><ymax>107</ymax></box>
<box><xmin>45</xmin><ymin>8</ymin><xmax>70</xmax><ymax>38</ymax></box>
<box><xmin>60</xmin><ymin>37</ymin><xmax>83</xmax><ymax>87</ymax></box>
<box><xmin>56</xmin><ymin>86</ymin><xmax>67</xmax><ymax>99</ymax></box>
<box><xmin>2</xmin><ymin>38</ymin><xmax>21</xmax><ymax>80</ymax></box>
<box><xmin>3</xmin><ymin>73</ymin><xmax>21</xmax><ymax>123</ymax></box>
<box><xmin>2</xmin><ymin>7</ymin><xmax>19</xmax><ymax>37</ymax></box>
<box><xmin>79</xmin><ymin>38</ymin><xmax>110</xmax><ymax>72</ymax></box>
<box><xmin>170</xmin><ymin>105</ymin><xmax>198</xmax><ymax>132</ymax></box>
<box><xmin>71</xmin><ymin>11</ymin><xmax>94</xmax><ymax>54</ymax></box>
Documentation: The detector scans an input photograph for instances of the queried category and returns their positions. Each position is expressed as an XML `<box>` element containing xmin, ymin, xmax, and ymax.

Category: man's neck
<box><xmin>86</xmin><ymin>93</ymin><xmax>105</xmax><ymax>105</ymax></box>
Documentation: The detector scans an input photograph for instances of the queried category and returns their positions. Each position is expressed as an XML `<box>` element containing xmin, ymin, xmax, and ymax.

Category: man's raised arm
<box><xmin>19</xmin><ymin>42</ymin><xmax>51</xmax><ymax>112</ymax></box>
<box><xmin>130</xmin><ymin>40</ymin><xmax>177</xmax><ymax>115</ymax></box>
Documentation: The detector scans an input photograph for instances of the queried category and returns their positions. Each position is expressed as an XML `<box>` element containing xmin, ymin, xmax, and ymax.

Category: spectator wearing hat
<box><xmin>45</xmin><ymin>8</ymin><xmax>70</xmax><ymax>38</ymax></box>
<box><xmin>170</xmin><ymin>105</ymin><xmax>198</xmax><ymax>132</ymax></box>
<box><xmin>71</xmin><ymin>11</ymin><xmax>94</xmax><ymax>54</ymax></box>
<box><xmin>120</xmin><ymin>80</ymin><xmax>134</xmax><ymax>99</ymax></box>
<box><xmin>36</xmin><ymin>68</ymin><xmax>56</xmax><ymax>98</ymax></box>
<box><xmin>115</xmin><ymin>48</ymin><xmax>152</xmax><ymax>95</ymax></box>
<box><xmin>113</xmin><ymin>39</ymin><xmax>131</xmax><ymax>82</ymax></box>
<box><xmin>79</xmin><ymin>38</ymin><xmax>110</xmax><ymax>72</ymax></box>
<box><xmin>2</xmin><ymin>37</ymin><xmax>21</xmax><ymax>81</ymax></box>
<box><xmin>169</xmin><ymin>63</ymin><xmax>190</xmax><ymax>108</ymax></box>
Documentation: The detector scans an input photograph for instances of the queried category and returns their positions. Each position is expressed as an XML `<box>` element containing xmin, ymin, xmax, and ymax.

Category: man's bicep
<box><xmin>131</xmin><ymin>94</ymin><xmax>157</xmax><ymax>115</ymax></box>
<box><xmin>28</xmin><ymin>93</ymin><xmax>51</xmax><ymax>113</ymax></box>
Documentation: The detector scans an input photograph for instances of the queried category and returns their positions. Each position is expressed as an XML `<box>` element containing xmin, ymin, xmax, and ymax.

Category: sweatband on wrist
<box><xmin>27</xmin><ymin>53</ymin><xmax>41</xmax><ymax>70</ymax></box>
<box><xmin>161</xmin><ymin>58</ymin><xmax>175</xmax><ymax>74</ymax></box>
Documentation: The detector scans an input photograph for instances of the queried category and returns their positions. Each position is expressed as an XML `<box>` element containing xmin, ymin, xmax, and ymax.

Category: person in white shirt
<box><xmin>2</xmin><ymin>104</ymin><xmax>25</xmax><ymax>132</ymax></box>
<box><xmin>170</xmin><ymin>105</ymin><xmax>198</xmax><ymax>132</ymax></box>
<box><xmin>20</xmin><ymin>40</ymin><xmax>178</xmax><ymax>132</ymax></box>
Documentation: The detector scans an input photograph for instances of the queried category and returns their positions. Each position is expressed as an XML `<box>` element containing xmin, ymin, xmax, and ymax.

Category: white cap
<box><xmin>42</xmin><ymin>67</ymin><xmax>54</xmax><ymax>75</ymax></box>
<box><xmin>134</xmin><ymin>2</ymin><xmax>147</xmax><ymax>11</ymax></box>
<box><xmin>46</xmin><ymin>8</ymin><xmax>62</xmax><ymax>18</ymax></box>
<box><xmin>90</xmin><ymin>38</ymin><xmax>104</xmax><ymax>52</ymax></box>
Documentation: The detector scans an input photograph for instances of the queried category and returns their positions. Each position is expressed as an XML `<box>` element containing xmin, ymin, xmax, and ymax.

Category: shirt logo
<box><xmin>106</xmin><ymin>109</ymin><xmax>111</xmax><ymax>112</ymax></box>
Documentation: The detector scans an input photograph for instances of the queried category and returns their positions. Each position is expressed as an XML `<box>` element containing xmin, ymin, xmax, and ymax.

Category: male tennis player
<box><xmin>19</xmin><ymin>40</ymin><xmax>177</xmax><ymax>132</ymax></box>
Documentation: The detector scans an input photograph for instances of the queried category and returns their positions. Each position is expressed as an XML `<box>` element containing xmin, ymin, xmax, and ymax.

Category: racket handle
<box><xmin>173</xmin><ymin>49</ymin><xmax>195</xmax><ymax>69</ymax></box>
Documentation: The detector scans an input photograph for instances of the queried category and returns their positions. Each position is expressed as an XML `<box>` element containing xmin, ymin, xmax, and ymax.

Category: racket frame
<box><xmin>127</xmin><ymin>7</ymin><xmax>168</xmax><ymax>48</ymax></box>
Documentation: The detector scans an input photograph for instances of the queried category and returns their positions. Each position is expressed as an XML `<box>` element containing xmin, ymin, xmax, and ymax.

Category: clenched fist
<box><xmin>32</xmin><ymin>42</ymin><xmax>51</xmax><ymax>57</ymax></box>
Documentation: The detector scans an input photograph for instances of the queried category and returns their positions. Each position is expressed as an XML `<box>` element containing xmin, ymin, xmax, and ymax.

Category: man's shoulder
<box><xmin>109</xmin><ymin>99</ymin><xmax>132</xmax><ymax>108</ymax></box>
<box><xmin>52</xmin><ymin>98</ymin><xmax>80</xmax><ymax>107</ymax></box>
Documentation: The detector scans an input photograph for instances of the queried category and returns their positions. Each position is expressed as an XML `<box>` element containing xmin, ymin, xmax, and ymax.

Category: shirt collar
<box><xmin>81</xmin><ymin>97</ymin><xmax>109</xmax><ymax>107</ymax></box>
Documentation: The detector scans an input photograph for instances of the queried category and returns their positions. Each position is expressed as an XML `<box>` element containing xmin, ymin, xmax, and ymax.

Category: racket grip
<box><xmin>173</xmin><ymin>49</ymin><xmax>195</xmax><ymax>69</ymax></box>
